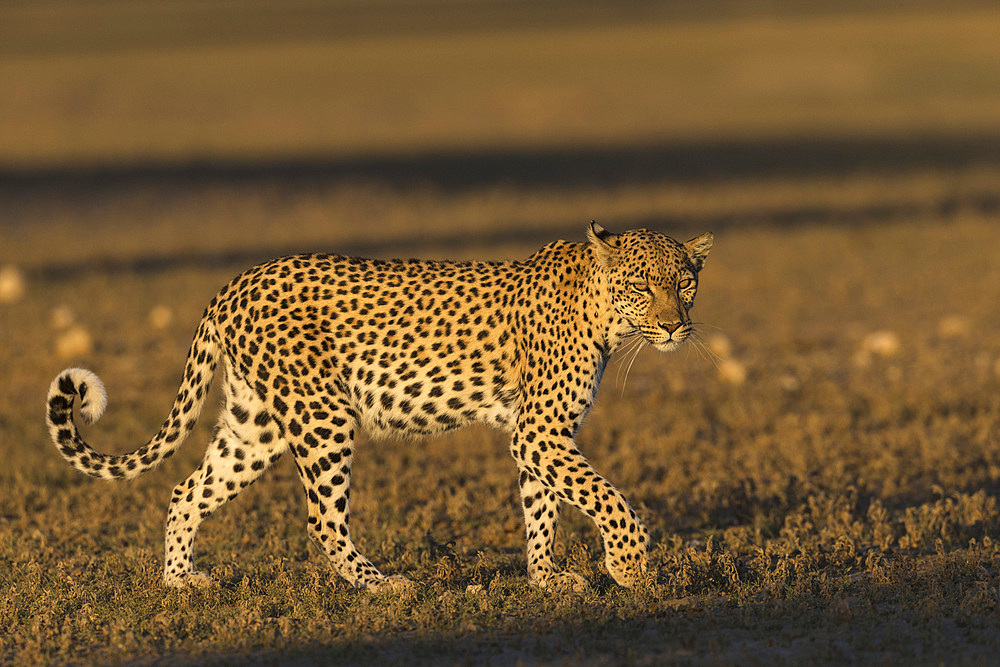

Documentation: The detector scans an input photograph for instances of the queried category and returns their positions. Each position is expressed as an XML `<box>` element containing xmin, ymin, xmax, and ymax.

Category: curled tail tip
<box><xmin>50</xmin><ymin>367</ymin><xmax>108</xmax><ymax>424</ymax></box>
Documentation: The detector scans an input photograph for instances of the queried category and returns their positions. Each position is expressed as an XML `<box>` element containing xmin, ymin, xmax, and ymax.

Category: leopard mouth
<box><xmin>621</xmin><ymin>323</ymin><xmax>691</xmax><ymax>352</ymax></box>
<box><xmin>640</xmin><ymin>329</ymin><xmax>691</xmax><ymax>352</ymax></box>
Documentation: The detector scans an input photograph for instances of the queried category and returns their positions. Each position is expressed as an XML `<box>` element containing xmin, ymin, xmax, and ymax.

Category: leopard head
<box><xmin>588</xmin><ymin>221</ymin><xmax>713</xmax><ymax>352</ymax></box>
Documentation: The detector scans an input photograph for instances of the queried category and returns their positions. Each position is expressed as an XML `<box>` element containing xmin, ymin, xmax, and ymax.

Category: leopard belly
<box><xmin>346</xmin><ymin>366</ymin><xmax>520</xmax><ymax>439</ymax></box>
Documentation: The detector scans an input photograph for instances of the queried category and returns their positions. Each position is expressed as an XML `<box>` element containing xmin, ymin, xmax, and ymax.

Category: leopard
<box><xmin>45</xmin><ymin>222</ymin><xmax>712</xmax><ymax>592</ymax></box>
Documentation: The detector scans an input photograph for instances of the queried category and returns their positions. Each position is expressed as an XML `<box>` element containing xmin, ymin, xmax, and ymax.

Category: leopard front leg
<box><xmin>511</xmin><ymin>428</ymin><xmax>649</xmax><ymax>588</ymax></box>
<box><xmin>518</xmin><ymin>469</ymin><xmax>589</xmax><ymax>592</ymax></box>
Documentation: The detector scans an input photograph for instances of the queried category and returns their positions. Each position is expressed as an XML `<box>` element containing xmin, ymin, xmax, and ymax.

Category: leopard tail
<box><xmin>45</xmin><ymin>313</ymin><xmax>220</xmax><ymax>480</ymax></box>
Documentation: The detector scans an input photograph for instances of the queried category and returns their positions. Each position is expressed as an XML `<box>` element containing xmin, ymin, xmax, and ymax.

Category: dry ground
<box><xmin>4</xmin><ymin>174</ymin><xmax>1000</xmax><ymax>665</ymax></box>
<box><xmin>3</xmin><ymin>2</ymin><xmax>1000</xmax><ymax>665</ymax></box>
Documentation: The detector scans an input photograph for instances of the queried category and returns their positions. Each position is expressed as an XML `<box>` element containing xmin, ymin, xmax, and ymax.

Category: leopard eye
<box><xmin>679</xmin><ymin>278</ymin><xmax>695</xmax><ymax>290</ymax></box>
<box><xmin>629</xmin><ymin>281</ymin><xmax>651</xmax><ymax>294</ymax></box>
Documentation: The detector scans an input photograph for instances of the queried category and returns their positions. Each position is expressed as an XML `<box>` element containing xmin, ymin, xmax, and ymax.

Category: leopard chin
<box><xmin>652</xmin><ymin>339</ymin><xmax>684</xmax><ymax>353</ymax></box>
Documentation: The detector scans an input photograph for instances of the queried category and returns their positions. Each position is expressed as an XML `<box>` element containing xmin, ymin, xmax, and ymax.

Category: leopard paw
<box><xmin>605</xmin><ymin>552</ymin><xmax>649</xmax><ymax>588</ymax></box>
<box><xmin>164</xmin><ymin>570</ymin><xmax>216</xmax><ymax>589</ymax></box>
<box><xmin>534</xmin><ymin>570</ymin><xmax>590</xmax><ymax>593</ymax></box>
<box><xmin>364</xmin><ymin>574</ymin><xmax>416</xmax><ymax>594</ymax></box>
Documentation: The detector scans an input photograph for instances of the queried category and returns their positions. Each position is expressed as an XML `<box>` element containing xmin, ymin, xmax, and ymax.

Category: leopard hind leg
<box><xmin>163</xmin><ymin>378</ymin><xmax>286</xmax><ymax>588</ymax></box>
<box><xmin>287</xmin><ymin>393</ymin><xmax>412</xmax><ymax>592</ymax></box>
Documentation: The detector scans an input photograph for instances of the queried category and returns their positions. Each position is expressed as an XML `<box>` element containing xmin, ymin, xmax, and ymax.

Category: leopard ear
<box><xmin>684</xmin><ymin>232</ymin><xmax>713</xmax><ymax>271</ymax></box>
<box><xmin>587</xmin><ymin>221</ymin><xmax>620</xmax><ymax>268</ymax></box>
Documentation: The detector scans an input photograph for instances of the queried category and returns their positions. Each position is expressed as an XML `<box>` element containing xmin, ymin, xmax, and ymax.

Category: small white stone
<box><xmin>51</xmin><ymin>305</ymin><xmax>76</xmax><ymax>330</ymax></box>
<box><xmin>149</xmin><ymin>305</ymin><xmax>174</xmax><ymax>330</ymax></box>
<box><xmin>778</xmin><ymin>373</ymin><xmax>801</xmax><ymax>392</ymax></box>
<box><xmin>937</xmin><ymin>315</ymin><xmax>971</xmax><ymax>339</ymax></box>
<box><xmin>0</xmin><ymin>265</ymin><xmax>25</xmax><ymax>304</ymax></box>
<box><xmin>718</xmin><ymin>358</ymin><xmax>747</xmax><ymax>385</ymax></box>
<box><xmin>55</xmin><ymin>326</ymin><xmax>93</xmax><ymax>360</ymax></box>
<box><xmin>861</xmin><ymin>330</ymin><xmax>900</xmax><ymax>358</ymax></box>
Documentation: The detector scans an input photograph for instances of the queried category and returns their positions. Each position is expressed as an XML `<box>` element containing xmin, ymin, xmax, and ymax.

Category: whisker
<box><xmin>689</xmin><ymin>321</ymin><xmax>725</xmax><ymax>332</ymax></box>
<box><xmin>691</xmin><ymin>329</ymin><xmax>726</xmax><ymax>358</ymax></box>
<box><xmin>618</xmin><ymin>333</ymin><xmax>642</xmax><ymax>358</ymax></box>
<box><xmin>611</xmin><ymin>337</ymin><xmax>634</xmax><ymax>369</ymax></box>
<box><xmin>612</xmin><ymin>337</ymin><xmax>635</xmax><ymax>380</ymax></box>
<box><xmin>690</xmin><ymin>333</ymin><xmax>724</xmax><ymax>372</ymax></box>
<box><xmin>620</xmin><ymin>337</ymin><xmax>646</xmax><ymax>395</ymax></box>
<box><xmin>685</xmin><ymin>336</ymin><xmax>706</xmax><ymax>364</ymax></box>
<box><xmin>613</xmin><ymin>334</ymin><xmax>644</xmax><ymax>385</ymax></box>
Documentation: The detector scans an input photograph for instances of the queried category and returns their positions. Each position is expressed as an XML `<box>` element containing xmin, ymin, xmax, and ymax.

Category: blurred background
<box><xmin>3</xmin><ymin>0</ymin><xmax>999</xmax><ymax>269</ymax></box>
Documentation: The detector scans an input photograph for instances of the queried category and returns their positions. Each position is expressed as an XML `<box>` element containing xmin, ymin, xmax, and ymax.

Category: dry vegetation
<box><xmin>3</xmin><ymin>2</ymin><xmax>1000</xmax><ymax>665</ymax></box>
<box><xmin>7</xmin><ymin>205</ymin><xmax>1000</xmax><ymax>665</ymax></box>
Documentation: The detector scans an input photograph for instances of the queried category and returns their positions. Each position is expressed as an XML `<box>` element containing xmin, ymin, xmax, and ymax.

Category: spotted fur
<box><xmin>45</xmin><ymin>223</ymin><xmax>712</xmax><ymax>591</ymax></box>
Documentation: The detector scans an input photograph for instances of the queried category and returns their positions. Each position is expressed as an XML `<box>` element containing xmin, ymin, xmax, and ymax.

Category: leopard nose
<box><xmin>659</xmin><ymin>321</ymin><xmax>683</xmax><ymax>334</ymax></box>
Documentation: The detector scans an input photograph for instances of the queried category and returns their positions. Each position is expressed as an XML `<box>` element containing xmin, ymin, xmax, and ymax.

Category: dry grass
<box><xmin>4</xmin><ymin>2</ymin><xmax>1000</xmax><ymax>665</ymax></box>
<box><xmin>4</xmin><ymin>188</ymin><xmax>1000</xmax><ymax>664</ymax></box>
